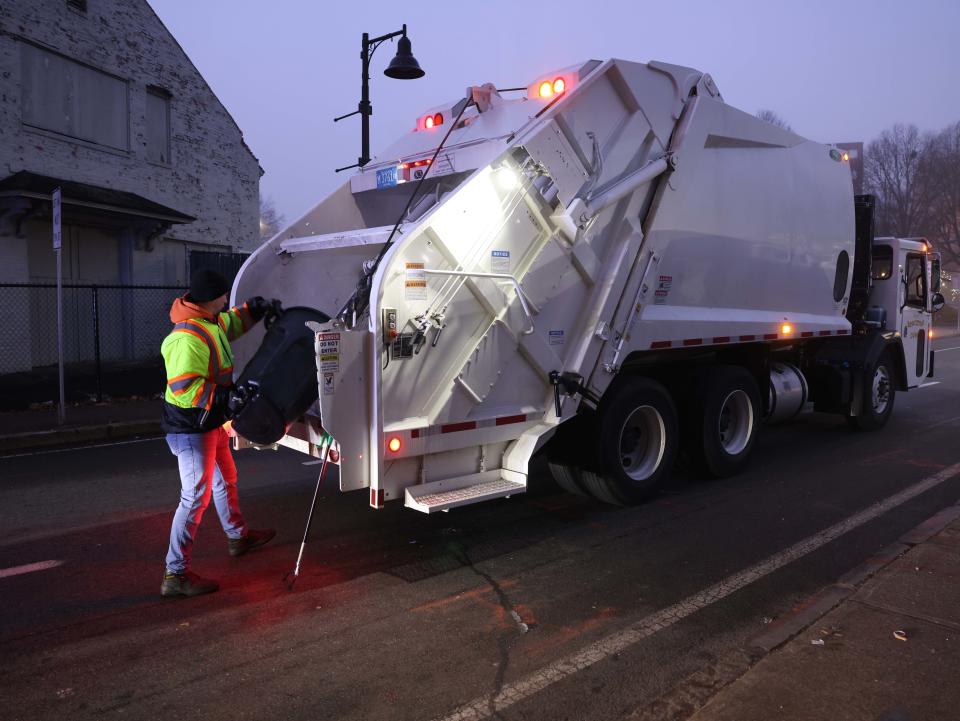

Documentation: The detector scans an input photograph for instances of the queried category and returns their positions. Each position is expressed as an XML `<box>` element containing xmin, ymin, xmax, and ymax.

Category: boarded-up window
<box><xmin>20</xmin><ymin>43</ymin><xmax>128</xmax><ymax>150</ymax></box>
<box><xmin>146</xmin><ymin>87</ymin><xmax>171</xmax><ymax>164</ymax></box>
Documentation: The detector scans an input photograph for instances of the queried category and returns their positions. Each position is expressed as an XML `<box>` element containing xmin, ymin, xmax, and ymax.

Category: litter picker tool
<box><xmin>284</xmin><ymin>434</ymin><xmax>334</xmax><ymax>590</ymax></box>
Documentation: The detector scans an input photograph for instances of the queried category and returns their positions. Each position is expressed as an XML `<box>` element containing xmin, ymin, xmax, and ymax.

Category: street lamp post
<box><xmin>335</xmin><ymin>24</ymin><xmax>425</xmax><ymax>172</ymax></box>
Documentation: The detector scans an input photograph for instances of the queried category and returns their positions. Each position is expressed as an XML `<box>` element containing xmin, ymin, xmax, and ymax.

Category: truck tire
<box><xmin>579</xmin><ymin>377</ymin><xmax>678</xmax><ymax>505</ymax></box>
<box><xmin>850</xmin><ymin>354</ymin><xmax>896</xmax><ymax>431</ymax></box>
<box><xmin>680</xmin><ymin>366</ymin><xmax>761</xmax><ymax>478</ymax></box>
<box><xmin>546</xmin><ymin>461</ymin><xmax>588</xmax><ymax>497</ymax></box>
<box><xmin>544</xmin><ymin>413</ymin><xmax>597</xmax><ymax>496</ymax></box>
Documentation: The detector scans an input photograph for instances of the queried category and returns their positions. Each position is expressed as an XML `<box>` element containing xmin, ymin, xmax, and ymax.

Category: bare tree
<box><xmin>925</xmin><ymin>122</ymin><xmax>960</xmax><ymax>267</ymax></box>
<box><xmin>863</xmin><ymin>123</ymin><xmax>936</xmax><ymax>239</ymax></box>
<box><xmin>756</xmin><ymin>109</ymin><xmax>792</xmax><ymax>131</ymax></box>
<box><xmin>259</xmin><ymin>196</ymin><xmax>285</xmax><ymax>242</ymax></box>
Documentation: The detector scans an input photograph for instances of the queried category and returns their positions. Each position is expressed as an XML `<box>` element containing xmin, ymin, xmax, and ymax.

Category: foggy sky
<box><xmin>148</xmin><ymin>0</ymin><xmax>960</xmax><ymax>228</ymax></box>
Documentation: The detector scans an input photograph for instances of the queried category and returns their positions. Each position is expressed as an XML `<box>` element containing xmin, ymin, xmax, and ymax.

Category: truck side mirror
<box><xmin>932</xmin><ymin>292</ymin><xmax>945</xmax><ymax>313</ymax></box>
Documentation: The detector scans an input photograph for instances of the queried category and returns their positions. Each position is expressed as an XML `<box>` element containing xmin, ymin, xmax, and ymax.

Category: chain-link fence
<box><xmin>0</xmin><ymin>283</ymin><xmax>187</xmax><ymax>410</ymax></box>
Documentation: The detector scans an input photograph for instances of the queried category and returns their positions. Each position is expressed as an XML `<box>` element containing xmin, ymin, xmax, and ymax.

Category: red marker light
<box><xmin>433</xmin><ymin>112</ymin><xmax>443</xmax><ymax>126</ymax></box>
<box><xmin>552</xmin><ymin>77</ymin><xmax>566</xmax><ymax>94</ymax></box>
<box><xmin>538</xmin><ymin>81</ymin><xmax>553</xmax><ymax>98</ymax></box>
<box><xmin>387</xmin><ymin>437</ymin><xmax>402</xmax><ymax>453</ymax></box>
<box><xmin>328</xmin><ymin>447</ymin><xmax>340</xmax><ymax>463</ymax></box>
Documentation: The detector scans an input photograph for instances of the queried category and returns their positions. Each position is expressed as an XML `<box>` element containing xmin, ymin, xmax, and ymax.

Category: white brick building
<box><xmin>0</xmin><ymin>0</ymin><xmax>261</xmax><ymax>287</ymax></box>
<box><xmin>0</xmin><ymin>0</ymin><xmax>262</xmax><ymax>373</ymax></box>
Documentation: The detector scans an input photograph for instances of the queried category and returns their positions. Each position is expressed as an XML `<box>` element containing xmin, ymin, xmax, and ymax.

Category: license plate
<box><xmin>376</xmin><ymin>166</ymin><xmax>398</xmax><ymax>189</ymax></box>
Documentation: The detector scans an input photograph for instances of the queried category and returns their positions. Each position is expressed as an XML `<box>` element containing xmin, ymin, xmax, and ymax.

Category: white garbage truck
<box><xmin>230</xmin><ymin>58</ymin><xmax>943</xmax><ymax>512</ymax></box>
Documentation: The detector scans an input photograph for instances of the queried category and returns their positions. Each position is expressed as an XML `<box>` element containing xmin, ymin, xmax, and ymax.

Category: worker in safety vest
<box><xmin>159</xmin><ymin>269</ymin><xmax>276</xmax><ymax>598</ymax></box>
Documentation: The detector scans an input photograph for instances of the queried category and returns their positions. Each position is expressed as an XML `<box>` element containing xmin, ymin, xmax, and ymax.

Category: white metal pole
<box><xmin>53</xmin><ymin>188</ymin><xmax>65</xmax><ymax>425</ymax></box>
<box><xmin>56</xmin><ymin>247</ymin><xmax>65</xmax><ymax>425</ymax></box>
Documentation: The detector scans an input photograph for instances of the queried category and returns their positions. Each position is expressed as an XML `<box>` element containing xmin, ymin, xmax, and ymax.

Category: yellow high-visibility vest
<box><xmin>161</xmin><ymin>304</ymin><xmax>252</xmax><ymax>411</ymax></box>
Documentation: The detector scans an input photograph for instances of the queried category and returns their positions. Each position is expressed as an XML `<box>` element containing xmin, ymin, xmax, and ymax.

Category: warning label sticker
<box><xmin>405</xmin><ymin>262</ymin><xmax>427</xmax><ymax>301</ymax></box>
<box><xmin>318</xmin><ymin>332</ymin><xmax>340</xmax><ymax>372</ymax></box>
<box><xmin>490</xmin><ymin>250</ymin><xmax>511</xmax><ymax>274</ymax></box>
<box><xmin>654</xmin><ymin>275</ymin><xmax>673</xmax><ymax>305</ymax></box>
<box><xmin>322</xmin><ymin>371</ymin><xmax>335</xmax><ymax>396</ymax></box>
<box><xmin>548</xmin><ymin>330</ymin><xmax>565</xmax><ymax>346</ymax></box>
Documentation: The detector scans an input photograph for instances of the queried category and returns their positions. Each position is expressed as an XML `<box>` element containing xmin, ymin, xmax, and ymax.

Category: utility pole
<box><xmin>52</xmin><ymin>187</ymin><xmax>65</xmax><ymax>425</ymax></box>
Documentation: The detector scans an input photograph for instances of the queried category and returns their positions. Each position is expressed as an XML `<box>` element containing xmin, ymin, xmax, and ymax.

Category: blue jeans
<box><xmin>165</xmin><ymin>427</ymin><xmax>247</xmax><ymax>574</ymax></box>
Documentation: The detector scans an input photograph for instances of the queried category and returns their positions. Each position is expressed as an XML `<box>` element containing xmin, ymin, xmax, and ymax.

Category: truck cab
<box><xmin>867</xmin><ymin>237</ymin><xmax>941</xmax><ymax>386</ymax></box>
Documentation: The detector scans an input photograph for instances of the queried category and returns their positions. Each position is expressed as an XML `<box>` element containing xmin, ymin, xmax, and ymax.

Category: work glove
<box><xmin>245</xmin><ymin>296</ymin><xmax>281</xmax><ymax>323</ymax></box>
<box><xmin>213</xmin><ymin>384</ymin><xmax>236</xmax><ymax>420</ymax></box>
<box><xmin>225</xmin><ymin>383</ymin><xmax>251</xmax><ymax>420</ymax></box>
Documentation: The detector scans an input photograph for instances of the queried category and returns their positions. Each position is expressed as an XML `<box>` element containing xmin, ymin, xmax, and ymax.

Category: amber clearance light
<box><xmin>537</xmin><ymin>77</ymin><xmax>567</xmax><ymax>99</ymax></box>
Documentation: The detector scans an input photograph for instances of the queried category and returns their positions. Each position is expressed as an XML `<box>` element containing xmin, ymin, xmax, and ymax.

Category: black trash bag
<box><xmin>230</xmin><ymin>306</ymin><xmax>330</xmax><ymax>445</ymax></box>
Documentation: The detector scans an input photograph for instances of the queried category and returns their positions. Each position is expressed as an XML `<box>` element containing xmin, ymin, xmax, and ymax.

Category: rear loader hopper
<box><xmin>229</xmin><ymin>58</ymin><xmax>940</xmax><ymax>512</ymax></box>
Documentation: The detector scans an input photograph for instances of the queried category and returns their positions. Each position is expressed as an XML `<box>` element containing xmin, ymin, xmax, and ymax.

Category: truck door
<box><xmin>901</xmin><ymin>251</ymin><xmax>930</xmax><ymax>386</ymax></box>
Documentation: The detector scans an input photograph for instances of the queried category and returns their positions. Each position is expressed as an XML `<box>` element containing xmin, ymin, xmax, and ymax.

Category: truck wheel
<box><xmin>547</xmin><ymin>461</ymin><xmax>588</xmax><ymax>497</ymax></box>
<box><xmin>545</xmin><ymin>413</ymin><xmax>597</xmax><ymax>496</ymax></box>
<box><xmin>579</xmin><ymin>377</ymin><xmax>678</xmax><ymax>505</ymax></box>
<box><xmin>850</xmin><ymin>355</ymin><xmax>896</xmax><ymax>431</ymax></box>
<box><xmin>681</xmin><ymin>367</ymin><xmax>761</xmax><ymax>478</ymax></box>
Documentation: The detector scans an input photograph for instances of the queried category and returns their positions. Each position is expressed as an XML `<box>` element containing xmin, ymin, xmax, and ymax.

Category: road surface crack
<box><xmin>448</xmin><ymin>542</ymin><xmax>528</xmax><ymax>719</ymax></box>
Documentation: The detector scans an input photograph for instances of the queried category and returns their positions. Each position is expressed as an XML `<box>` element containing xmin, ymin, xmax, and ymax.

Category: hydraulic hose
<box><xmin>336</xmin><ymin>97</ymin><xmax>473</xmax><ymax>325</ymax></box>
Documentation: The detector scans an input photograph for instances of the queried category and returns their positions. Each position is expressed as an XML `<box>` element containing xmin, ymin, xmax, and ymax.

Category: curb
<box><xmin>0</xmin><ymin>420</ymin><xmax>162</xmax><ymax>454</ymax></box>
<box><xmin>748</xmin><ymin>502</ymin><xmax>960</xmax><ymax>653</ymax></box>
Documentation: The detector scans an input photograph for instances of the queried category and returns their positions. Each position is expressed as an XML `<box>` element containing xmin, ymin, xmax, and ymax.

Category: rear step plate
<box><xmin>405</xmin><ymin>474</ymin><xmax>525</xmax><ymax>513</ymax></box>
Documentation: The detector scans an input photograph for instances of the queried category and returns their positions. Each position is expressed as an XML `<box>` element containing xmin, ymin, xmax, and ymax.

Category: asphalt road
<box><xmin>3</xmin><ymin>339</ymin><xmax>960</xmax><ymax>721</ymax></box>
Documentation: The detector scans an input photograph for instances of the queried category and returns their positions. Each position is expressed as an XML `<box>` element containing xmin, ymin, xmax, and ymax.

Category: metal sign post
<box><xmin>53</xmin><ymin>188</ymin><xmax>65</xmax><ymax>425</ymax></box>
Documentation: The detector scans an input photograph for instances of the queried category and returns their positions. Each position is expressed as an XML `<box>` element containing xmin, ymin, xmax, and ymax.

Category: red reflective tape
<box><xmin>763</xmin><ymin>333</ymin><xmax>778</xmax><ymax>340</ymax></box>
<box><xmin>650</xmin><ymin>341</ymin><xmax>672</xmax><ymax>349</ymax></box>
<box><xmin>819</xmin><ymin>330</ymin><xmax>832</xmax><ymax>336</ymax></box>
<box><xmin>712</xmin><ymin>336</ymin><xmax>730</xmax><ymax>344</ymax></box>
<box><xmin>496</xmin><ymin>414</ymin><xmax>527</xmax><ymax>426</ymax></box>
<box><xmin>801</xmin><ymin>331</ymin><xmax>814</xmax><ymax>338</ymax></box>
<box><xmin>440</xmin><ymin>421</ymin><xmax>476</xmax><ymax>434</ymax></box>
<box><xmin>739</xmin><ymin>335</ymin><xmax>755</xmax><ymax>341</ymax></box>
<box><xmin>370</xmin><ymin>488</ymin><xmax>385</xmax><ymax>508</ymax></box>
<box><xmin>682</xmin><ymin>338</ymin><xmax>703</xmax><ymax>346</ymax></box>
<box><xmin>836</xmin><ymin>329</ymin><xmax>849</xmax><ymax>335</ymax></box>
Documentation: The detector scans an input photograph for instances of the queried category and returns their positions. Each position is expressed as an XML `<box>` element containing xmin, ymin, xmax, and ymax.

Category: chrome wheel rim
<box><xmin>618</xmin><ymin>405</ymin><xmax>666</xmax><ymax>481</ymax></box>
<box><xmin>872</xmin><ymin>366</ymin><xmax>891</xmax><ymax>415</ymax></box>
<box><xmin>718</xmin><ymin>390</ymin><xmax>753</xmax><ymax>455</ymax></box>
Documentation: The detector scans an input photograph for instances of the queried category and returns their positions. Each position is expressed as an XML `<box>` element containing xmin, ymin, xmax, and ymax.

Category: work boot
<box><xmin>160</xmin><ymin>570</ymin><xmax>219</xmax><ymax>598</ymax></box>
<box><xmin>228</xmin><ymin>528</ymin><xmax>276</xmax><ymax>557</ymax></box>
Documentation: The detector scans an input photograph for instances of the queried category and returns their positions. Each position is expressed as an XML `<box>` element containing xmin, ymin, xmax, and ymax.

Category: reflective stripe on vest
<box><xmin>171</xmin><ymin>320</ymin><xmax>233</xmax><ymax>385</ymax></box>
<box><xmin>194</xmin><ymin>379</ymin><xmax>215</xmax><ymax>410</ymax></box>
<box><xmin>167</xmin><ymin>372</ymin><xmax>202</xmax><ymax>395</ymax></box>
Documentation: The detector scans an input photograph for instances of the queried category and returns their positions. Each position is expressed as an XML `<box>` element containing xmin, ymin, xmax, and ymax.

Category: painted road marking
<box><xmin>918</xmin><ymin>381</ymin><xmax>941</xmax><ymax>388</ymax></box>
<box><xmin>435</xmin><ymin>462</ymin><xmax>960</xmax><ymax>721</ymax></box>
<box><xmin>935</xmin><ymin>345</ymin><xmax>960</xmax><ymax>353</ymax></box>
<box><xmin>0</xmin><ymin>437</ymin><xmax>162</xmax><ymax>461</ymax></box>
<box><xmin>923</xmin><ymin>414</ymin><xmax>960</xmax><ymax>431</ymax></box>
<box><xmin>0</xmin><ymin>560</ymin><xmax>63</xmax><ymax>579</ymax></box>
<box><xmin>302</xmin><ymin>460</ymin><xmax>324</xmax><ymax>466</ymax></box>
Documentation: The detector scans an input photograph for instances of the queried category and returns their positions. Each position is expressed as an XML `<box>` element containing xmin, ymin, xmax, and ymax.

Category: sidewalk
<box><xmin>686</xmin><ymin>506</ymin><xmax>960</xmax><ymax>721</ymax></box>
<box><xmin>0</xmin><ymin>398</ymin><xmax>163</xmax><ymax>453</ymax></box>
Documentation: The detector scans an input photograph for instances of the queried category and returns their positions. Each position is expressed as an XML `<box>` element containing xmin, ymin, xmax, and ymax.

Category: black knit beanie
<box><xmin>188</xmin><ymin>270</ymin><xmax>230</xmax><ymax>303</ymax></box>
